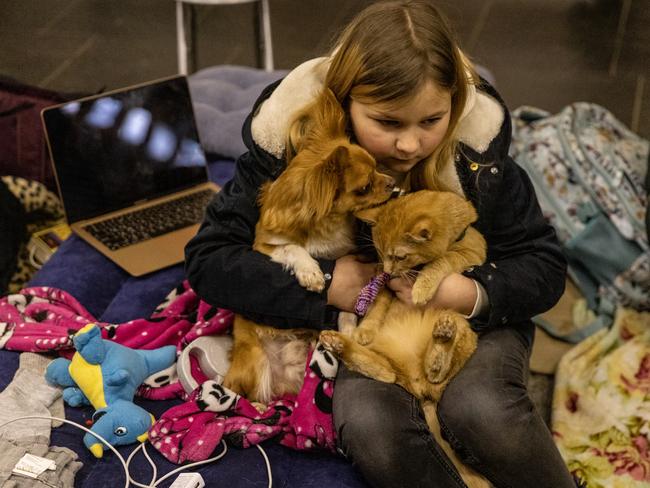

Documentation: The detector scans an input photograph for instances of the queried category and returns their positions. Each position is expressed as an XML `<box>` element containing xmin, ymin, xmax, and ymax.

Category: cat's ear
<box><xmin>355</xmin><ymin>206</ymin><xmax>381</xmax><ymax>225</ymax></box>
<box><xmin>406</xmin><ymin>219</ymin><xmax>433</xmax><ymax>242</ymax></box>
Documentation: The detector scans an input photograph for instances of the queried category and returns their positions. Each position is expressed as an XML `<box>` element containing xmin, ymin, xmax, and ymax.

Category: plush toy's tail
<box><xmin>45</xmin><ymin>357</ymin><xmax>74</xmax><ymax>387</ymax></box>
<box><xmin>73</xmin><ymin>324</ymin><xmax>106</xmax><ymax>364</ymax></box>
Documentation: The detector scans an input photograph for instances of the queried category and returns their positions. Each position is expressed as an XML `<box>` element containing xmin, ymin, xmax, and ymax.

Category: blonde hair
<box><xmin>287</xmin><ymin>0</ymin><xmax>477</xmax><ymax>191</ymax></box>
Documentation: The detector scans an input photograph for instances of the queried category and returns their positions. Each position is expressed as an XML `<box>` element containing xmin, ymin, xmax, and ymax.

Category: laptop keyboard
<box><xmin>83</xmin><ymin>188</ymin><xmax>216</xmax><ymax>251</ymax></box>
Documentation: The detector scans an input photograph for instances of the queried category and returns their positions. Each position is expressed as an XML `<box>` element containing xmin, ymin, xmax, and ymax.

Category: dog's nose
<box><xmin>386</xmin><ymin>177</ymin><xmax>396</xmax><ymax>191</ymax></box>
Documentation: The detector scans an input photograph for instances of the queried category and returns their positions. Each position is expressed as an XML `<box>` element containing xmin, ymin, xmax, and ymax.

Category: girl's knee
<box><xmin>336</xmin><ymin>402</ymin><xmax>416</xmax><ymax>486</ymax></box>
<box><xmin>333</xmin><ymin>372</ymin><xmax>426</xmax><ymax>485</ymax></box>
<box><xmin>334</xmin><ymin>381</ymin><xmax>411</xmax><ymax>460</ymax></box>
<box><xmin>438</xmin><ymin>385</ymin><xmax>535</xmax><ymax>462</ymax></box>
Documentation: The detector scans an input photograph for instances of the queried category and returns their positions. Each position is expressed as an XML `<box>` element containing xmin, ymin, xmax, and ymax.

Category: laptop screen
<box><xmin>42</xmin><ymin>76</ymin><xmax>209</xmax><ymax>223</ymax></box>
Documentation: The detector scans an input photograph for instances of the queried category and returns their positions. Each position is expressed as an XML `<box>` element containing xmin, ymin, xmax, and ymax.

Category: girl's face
<box><xmin>349</xmin><ymin>80</ymin><xmax>451</xmax><ymax>180</ymax></box>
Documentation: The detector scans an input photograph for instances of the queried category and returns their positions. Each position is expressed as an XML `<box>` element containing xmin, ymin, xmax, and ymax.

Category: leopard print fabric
<box><xmin>1</xmin><ymin>176</ymin><xmax>63</xmax><ymax>292</ymax></box>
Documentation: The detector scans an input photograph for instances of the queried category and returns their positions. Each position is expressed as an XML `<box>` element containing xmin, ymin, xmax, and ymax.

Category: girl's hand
<box><xmin>327</xmin><ymin>255</ymin><xmax>378</xmax><ymax>313</ymax></box>
<box><xmin>387</xmin><ymin>273</ymin><xmax>477</xmax><ymax>315</ymax></box>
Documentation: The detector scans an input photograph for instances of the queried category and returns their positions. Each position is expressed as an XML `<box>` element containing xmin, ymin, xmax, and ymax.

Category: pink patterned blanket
<box><xmin>0</xmin><ymin>282</ymin><xmax>337</xmax><ymax>461</ymax></box>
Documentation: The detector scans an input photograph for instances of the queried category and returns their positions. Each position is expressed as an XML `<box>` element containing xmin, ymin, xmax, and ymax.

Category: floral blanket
<box><xmin>552</xmin><ymin>307</ymin><xmax>650</xmax><ymax>487</ymax></box>
<box><xmin>0</xmin><ymin>282</ymin><xmax>338</xmax><ymax>460</ymax></box>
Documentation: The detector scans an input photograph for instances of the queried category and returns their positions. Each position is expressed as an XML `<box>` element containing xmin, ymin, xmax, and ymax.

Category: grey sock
<box><xmin>0</xmin><ymin>353</ymin><xmax>62</xmax><ymax>446</ymax></box>
<box><xmin>0</xmin><ymin>440</ymin><xmax>82</xmax><ymax>488</ymax></box>
<box><xmin>19</xmin><ymin>353</ymin><xmax>66</xmax><ymax>428</ymax></box>
<box><xmin>48</xmin><ymin>399</ymin><xmax>65</xmax><ymax>428</ymax></box>
<box><xmin>41</xmin><ymin>446</ymin><xmax>83</xmax><ymax>488</ymax></box>
<box><xmin>0</xmin><ymin>440</ymin><xmax>48</xmax><ymax>485</ymax></box>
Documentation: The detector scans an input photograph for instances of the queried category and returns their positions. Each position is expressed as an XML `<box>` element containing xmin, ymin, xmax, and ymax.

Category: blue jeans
<box><xmin>332</xmin><ymin>321</ymin><xmax>575</xmax><ymax>488</ymax></box>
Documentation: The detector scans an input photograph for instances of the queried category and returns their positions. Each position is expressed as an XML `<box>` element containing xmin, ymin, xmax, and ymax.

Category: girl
<box><xmin>185</xmin><ymin>1</ymin><xmax>576</xmax><ymax>487</ymax></box>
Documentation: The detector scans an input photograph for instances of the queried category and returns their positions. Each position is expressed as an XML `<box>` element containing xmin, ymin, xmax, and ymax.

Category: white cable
<box><xmin>126</xmin><ymin>440</ymin><xmax>228</xmax><ymax>487</ymax></box>
<box><xmin>256</xmin><ymin>444</ymin><xmax>273</xmax><ymax>488</ymax></box>
<box><xmin>142</xmin><ymin>442</ymin><xmax>228</xmax><ymax>487</ymax></box>
<box><xmin>126</xmin><ymin>444</ymin><xmax>155</xmax><ymax>488</ymax></box>
<box><xmin>142</xmin><ymin>443</ymin><xmax>158</xmax><ymax>484</ymax></box>
<box><xmin>0</xmin><ymin>414</ymin><xmax>273</xmax><ymax>488</ymax></box>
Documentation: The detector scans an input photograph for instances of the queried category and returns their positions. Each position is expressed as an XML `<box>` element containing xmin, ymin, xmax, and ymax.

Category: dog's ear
<box><xmin>355</xmin><ymin>206</ymin><xmax>382</xmax><ymax>226</ymax></box>
<box><xmin>324</xmin><ymin>145</ymin><xmax>349</xmax><ymax>171</ymax></box>
<box><xmin>302</xmin><ymin>145</ymin><xmax>346</xmax><ymax>221</ymax></box>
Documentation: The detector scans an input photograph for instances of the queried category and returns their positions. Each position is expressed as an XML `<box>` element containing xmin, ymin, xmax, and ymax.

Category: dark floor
<box><xmin>0</xmin><ymin>0</ymin><xmax>647</xmax><ymax>421</ymax></box>
<box><xmin>0</xmin><ymin>0</ymin><xmax>648</xmax><ymax>138</ymax></box>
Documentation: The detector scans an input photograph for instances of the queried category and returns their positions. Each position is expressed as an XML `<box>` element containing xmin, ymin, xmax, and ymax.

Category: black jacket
<box><xmin>185</xmin><ymin>58</ymin><xmax>567</xmax><ymax>332</ymax></box>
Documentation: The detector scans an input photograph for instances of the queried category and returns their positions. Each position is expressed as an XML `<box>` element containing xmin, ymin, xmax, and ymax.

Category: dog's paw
<box><xmin>319</xmin><ymin>330</ymin><xmax>345</xmax><ymax>355</ymax></box>
<box><xmin>251</xmin><ymin>402</ymin><xmax>268</xmax><ymax>414</ymax></box>
<box><xmin>353</xmin><ymin>327</ymin><xmax>376</xmax><ymax>346</ymax></box>
<box><xmin>432</xmin><ymin>312</ymin><xmax>458</xmax><ymax>343</ymax></box>
<box><xmin>295</xmin><ymin>267</ymin><xmax>326</xmax><ymax>292</ymax></box>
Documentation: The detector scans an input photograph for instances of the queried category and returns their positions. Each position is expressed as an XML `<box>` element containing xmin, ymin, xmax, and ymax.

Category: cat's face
<box><xmin>356</xmin><ymin>190</ymin><xmax>478</xmax><ymax>277</ymax></box>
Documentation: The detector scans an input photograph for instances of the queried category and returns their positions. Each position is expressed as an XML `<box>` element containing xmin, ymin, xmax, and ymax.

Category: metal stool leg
<box><xmin>177</xmin><ymin>0</ymin><xmax>273</xmax><ymax>74</ymax></box>
<box><xmin>187</xmin><ymin>5</ymin><xmax>198</xmax><ymax>73</ymax></box>
<box><xmin>259</xmin><ymin>0</ymin><xmax>274</xmax><ymax>71</ymax></box>
<box><xmin>175</xmin><ymin>1</ymin><xmax>188</xmax><ymax>74</ymax></box>
<box><xmin>176</xmin><ymin>1</ymin><xmax>198</xmax><ymax>74</ymax></box>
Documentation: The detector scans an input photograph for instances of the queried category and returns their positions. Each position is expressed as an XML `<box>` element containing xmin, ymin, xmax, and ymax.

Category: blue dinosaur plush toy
<box><xmin>45</xmin><ymin>323</ymin><xmax>177</xmax><ymax>458</ymax></box>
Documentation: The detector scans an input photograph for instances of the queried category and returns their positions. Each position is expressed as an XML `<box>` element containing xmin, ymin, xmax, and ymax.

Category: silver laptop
<box><xmin>41</xmin><ymin>75</ymin><xmax>219</xmax><ymax>276</ymax></box>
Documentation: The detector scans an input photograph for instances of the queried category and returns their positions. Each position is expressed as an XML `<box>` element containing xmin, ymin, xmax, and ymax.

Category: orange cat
<box><xmin>223</xmin><ymin>89</ymin><xmax>395</xmax><ymax>404</ymax></box>
<box><xmin>320</xmin><ymin>190</ymin><xmax>490</xmax><ymax>488</ymax></box>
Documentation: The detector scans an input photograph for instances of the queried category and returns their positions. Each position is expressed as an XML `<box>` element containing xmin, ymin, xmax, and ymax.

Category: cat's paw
<box><xmin>425</xmin><ymin>348</ymin><xmax>447</xmax><ymax>385</ymax></box>
<box><xmin>295</xmin><ymin>265</ymin><xmax>326</xmax><ymax>292</ymax></box>
<box><xmin>411</xmin><ymin>278</ymin><xmax>441</xmax><ymax>306</ymax></box>
<box><xmin>353</xmin><ymin>327</ymin><xmax>376</xmax><ymax>346</ymax></box>
<box><xmin>432</xmin><ymin>312</ymin><xmax>458</xmax><ymax>343</ymax></box>
<box><xmin>426</xmin><ymin>350</ymin><xmax>444</xmax><ymax>376</ymax></box>
<box><xmin>319</xmin><ymin>330</ymin><xmax>344</xmax><ymax>355</ymax></box>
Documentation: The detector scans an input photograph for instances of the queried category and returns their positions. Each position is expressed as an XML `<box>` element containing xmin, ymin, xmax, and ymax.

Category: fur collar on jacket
<box><xmin>250</xmin><ymin>57</ymin><xmax>506</xmax><ymax>193</ymax></box>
